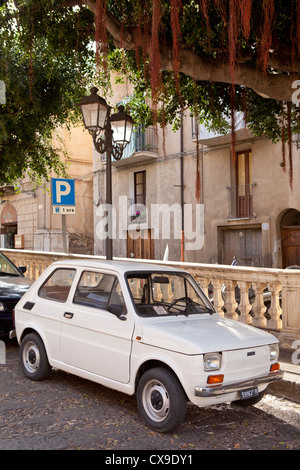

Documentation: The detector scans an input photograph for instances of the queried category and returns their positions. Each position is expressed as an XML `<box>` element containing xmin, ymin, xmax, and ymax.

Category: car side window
<box><xmin>73</xmin><ymin>271</ymin><xmax>116</xmax><ymax>310</ymax></box>
<box><xmin>38</xmin><ymin>268</ymin><xmax>76</xmax><ymax>303</ymax></box>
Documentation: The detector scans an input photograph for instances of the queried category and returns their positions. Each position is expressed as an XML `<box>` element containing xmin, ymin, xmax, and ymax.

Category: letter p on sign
<box><xmin>56</xmin><ymin>181</ymin><xmax>71</xmax><ymax>203</ymax></box>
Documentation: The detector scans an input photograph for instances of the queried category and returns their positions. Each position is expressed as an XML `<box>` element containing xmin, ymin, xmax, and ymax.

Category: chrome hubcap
<box><xmin>142</xmin><ymin>380</ymin><xmax>170</xmax><ymax>422</ymax></box>
<box><xmin>23</xmin><ymin>341</ymin><xmax>40</xmax><ymax>374</ymax></box>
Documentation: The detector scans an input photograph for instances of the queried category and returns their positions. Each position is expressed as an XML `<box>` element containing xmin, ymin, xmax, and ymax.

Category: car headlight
<box><xmin>203</xmin><ymin>353</ymin><xmax>222</xmax><ymax>371</ymax></box>
<box><xmin>269</xmin><ymin>343</ymin><xmax>279</xmax><ymax>362</ymax></box>
<box><xmin>0</xmin><ymin>302</ymin><xmax>4</xmax><ymax>311</ymax></box>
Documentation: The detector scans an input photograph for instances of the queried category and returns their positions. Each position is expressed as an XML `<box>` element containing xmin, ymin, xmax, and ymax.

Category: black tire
<box><xmin>233</xmin><ymin>390</ymin><xmax>265</xmax><ymax>407</ymax></box>
<box><xmin>137</xmin><ymin>367</ymin><xmax>187</xmax><ymax>433</ymax></box>
<box><xmin>19</xmin><ymin>332</ymin><xmax>51</xmax><ymax>381</ymax></box>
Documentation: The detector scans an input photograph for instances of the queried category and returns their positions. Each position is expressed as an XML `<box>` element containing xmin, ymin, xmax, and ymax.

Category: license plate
<box><xmin>239</xmin><ymin>387</ymin><xmax>259</xmax><ymax>400</ymax></box>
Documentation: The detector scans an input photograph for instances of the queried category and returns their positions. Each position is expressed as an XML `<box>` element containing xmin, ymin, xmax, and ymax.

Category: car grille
<box><xmin>223</xmin><ymin>346</ymin><xmax>270</xmax><ymax>382</ymax></box>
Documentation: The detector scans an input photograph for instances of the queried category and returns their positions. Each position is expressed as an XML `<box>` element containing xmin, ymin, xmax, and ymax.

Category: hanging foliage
<box><xmin>150</xmin><ymin>0</ymin><xmax>162</xmax><ymax>106</ymax></box>
<box><xmin>287</xmin><ymin>102</ymin><xmax>293</xmax><ymax>189</ymax></box>
<box><xmin>281</xmin><ymin>103</ymin><xmax>286</xmax><ymax>171</ymax></box>
<box><xmin>93</xmin><ymin>0</ymin><xmax>300</xmax><ymax>190</ymax></box>
<box><xmin>239</xmin><ymin>0</ymin><xmax>252</xmax><ymax>40</ymax></box>
<box><xmin>95</xmin><ymin>0</ymin><xmax>108</xmax><ymax>71</ymax></box>
<box><xmin>2</xmin><ymin>0</ymin><xmax>300</xmax><ymax>187</ymax></box>
<box><xmin>170</xmin><ymin>0</ymin><xmax>182</xmax><ymax>95</ymax></box>
<box><xmin>259</xmin><ymin>0</ymin><xmax>275</xmax><ymax>72</ymax></box>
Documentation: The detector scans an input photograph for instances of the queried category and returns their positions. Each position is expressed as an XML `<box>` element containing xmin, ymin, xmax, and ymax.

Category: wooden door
<box><xmin>127</xmin><ymin>229</ymin><xmax>154</xmax><ymax>259</ymax></box>
<box><xmin>282</xmin><ymin>227</ymin><xmax>300</xmax><ymax>268</ymax></box>
<box><xmin>222</xmin><ymin>228</ymin><xmax>262</xmax><ymax>266</ymax></box>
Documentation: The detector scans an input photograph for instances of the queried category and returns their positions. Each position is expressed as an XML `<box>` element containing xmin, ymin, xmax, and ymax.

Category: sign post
<box><xmin>51</xmin><ymin>179</ymin><xmax>76</xmax><ymax>253</ymax></box>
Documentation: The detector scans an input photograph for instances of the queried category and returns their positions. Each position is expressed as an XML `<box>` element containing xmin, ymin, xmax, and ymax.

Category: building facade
<box><xmin>93</xmin><ymin>83</ymin><xmax>300</xmax><ymax>268</ymax></box>
<box><xmin>0</xmin><ymin>125</ymin><xmax>94</xmax><ymax>254</ymax></box>
<box><xmin>2</xmin><ymin>77</ymin><xmax>298</xmax><ymax>269</ymax></box>
<box><xmin>197</xmin><ymin>122</ymin><xmax>300</xmax><ymax>268</ymax></box>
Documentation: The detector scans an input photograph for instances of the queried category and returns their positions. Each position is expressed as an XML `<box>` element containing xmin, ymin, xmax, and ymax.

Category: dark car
<box><xmin>0</xmin><ymin>252</ymin><xmax>33</xmax><ymax>336</ymax></box>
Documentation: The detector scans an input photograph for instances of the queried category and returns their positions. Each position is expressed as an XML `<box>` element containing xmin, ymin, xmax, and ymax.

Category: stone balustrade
<box><xmin>3</xmin><ymin>248</ymin><xmax>300</xmax><ymax>348</ymax></box>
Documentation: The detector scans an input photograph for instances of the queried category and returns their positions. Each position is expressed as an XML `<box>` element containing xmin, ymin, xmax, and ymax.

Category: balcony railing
<box><xmin>227</xmin><ymin>184</ymin><xmax>256</xmax><ymax>219</ymax></box>
<box><xmin>122</xmin><ymin>126</ymin><xmax>158</xmax><ymax>160</ymax></box>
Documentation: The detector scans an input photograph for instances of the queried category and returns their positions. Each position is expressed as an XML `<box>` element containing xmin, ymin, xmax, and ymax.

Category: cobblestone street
<box><xmin>1</xmin><ymin>339</ymin><xmax>299</xmax><ymax>452</ymax></box>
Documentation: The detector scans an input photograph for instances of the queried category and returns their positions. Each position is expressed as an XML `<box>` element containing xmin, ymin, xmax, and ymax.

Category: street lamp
<box><xmin>79</xmin><ymin>87</ymin><xmax>134</xmax><ymax>260</ymax></box>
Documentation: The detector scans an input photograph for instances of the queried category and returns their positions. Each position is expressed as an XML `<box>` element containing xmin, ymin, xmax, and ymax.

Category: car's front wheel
<box><xmin>19</xmin><ymin>333</ymin><xmax>51</xmax><ymax>381</ymax></box>
<box><xmin>137</xmin><ymin>367</ymin><xmax>187</xmax><ymax>433</ymax></box>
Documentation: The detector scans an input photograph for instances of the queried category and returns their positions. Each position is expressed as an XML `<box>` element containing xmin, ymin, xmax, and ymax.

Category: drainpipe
<box><xmin>180</xmin><ymin>110</ymin><xmax>184</xmax><ymax>262</ymax></box>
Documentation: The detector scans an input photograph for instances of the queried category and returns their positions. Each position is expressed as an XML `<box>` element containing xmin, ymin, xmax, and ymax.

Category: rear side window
<box><xmin>73</xmin><ymin>271</ymin><xmax>116</xmax><ymax>309</ymax></box>
<box><xmin>38</xmin><ymin>268</ymin><xmax>76</xmax><ymax>303</ymax></box>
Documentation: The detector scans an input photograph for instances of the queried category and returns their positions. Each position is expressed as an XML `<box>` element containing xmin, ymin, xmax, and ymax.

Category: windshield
<box><xmin>0</xmin><ymin>252</ymin><xmax>22</xmax><ymax>277</ymax></box>
<box><xmin>126</xmin><ymin>271</ymin><xmax>215</xmax><ymax>317</ymax></box>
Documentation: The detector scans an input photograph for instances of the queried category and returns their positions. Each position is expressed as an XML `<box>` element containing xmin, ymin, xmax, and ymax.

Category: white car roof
<box><xmin>50</xmin><ymin>259</ymin><xmax>187</xmax><ymax>275</ymax></box>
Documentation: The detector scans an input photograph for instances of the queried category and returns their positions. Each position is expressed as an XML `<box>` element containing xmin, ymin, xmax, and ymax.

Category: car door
<box><xmin>59</xmin><ymin>269</ymin><xmax>135</xmax><ymax>384</ymax></box>
<box><xmin>33</xmin><ymin>267</ymin><xmax>77</xmax><ymax>359</ymax></box>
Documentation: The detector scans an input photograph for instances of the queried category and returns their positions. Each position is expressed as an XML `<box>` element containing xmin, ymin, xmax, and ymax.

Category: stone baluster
<box><xmin>130</xmin><ymin>278</ymin><xmax>140</xmax><ymax>300</ymax></box>
<box><xmin>251</xmin><ymin>282</ymin><xmax>267</xmax><ymax>328</ymax></box>
<box><xmin>238</xmin><ymin>281</ymin><xmax>253</xmax><ymax>324</ymax></box>
<box><xmin>31</xmin><ymin>261</ymin><xmax>36</xmax><ymax>280</ymax></box>
<box><xmin>164</xmin><ymin>281</ymin><xmax>174</xmax><ymax>304</ymax></box>
<box><xmin>210</xmin><ymin>278</ymin><xmax>225</xmax><ymax>316</ymax></box>
<box><xmin>173</xmin><ymin>275</ymin><xmax>185</xmax><ymax>298</ymax></box>
<box><xmin>37</xmin><ymin>262</ymin><xmax>41</xmax><ymax>279</ymax></box>
<box><xmin>278</xmin><ymin>272</ymin><xmax>300</xmax><ymax>335</ymax></box>
<box><xmin>198</xmin><ymin>277</ymin><xmax>210</xmax><ymax>299</ymax></box>
<box><xmin>223</xmin><ymin>281</ymin><xmax>239</xmax><ymax>321</ymax></box>
<box><xmin>266</xmin><ymin>282</ymin><xmax>282</xmax><ymax>330</ymax></box>
<box><xmin>153</xmin><ymin>282</ymin><xmax>163</xmax><ymax>301</ymax></box>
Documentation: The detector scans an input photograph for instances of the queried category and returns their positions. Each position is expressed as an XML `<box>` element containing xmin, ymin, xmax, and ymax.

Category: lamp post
<box><xmin>79</xmin><ymin>87</ymin><xmax>134</xmax><ymax>260</ymax></box>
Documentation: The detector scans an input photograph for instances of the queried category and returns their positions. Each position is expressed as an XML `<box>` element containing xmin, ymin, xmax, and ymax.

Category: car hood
<box><xmin>0</xmin><ymin>276</ymin><xmax>34</xmax><ymax>298</ymax></box>
<box><xmin>140</xmin><ymin>314</ymin><xmax>277</xmax><ymax>355</ymax></box>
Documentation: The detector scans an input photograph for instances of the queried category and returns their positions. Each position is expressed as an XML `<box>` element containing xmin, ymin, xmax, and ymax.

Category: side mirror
<box><xmin>19</xmin><ymin>266</ymin><xmax>27</xmax><ymax>274</ymax></box>
<box><xmin>108</xmin><ymin>304</ymin><xmax>127</xmax><ymax>320</ymax></box>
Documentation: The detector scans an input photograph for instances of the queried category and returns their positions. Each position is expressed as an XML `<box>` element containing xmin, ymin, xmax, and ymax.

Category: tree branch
<box><xmin>172</xmin><ymin>49</ymin><xmax>298</xmax><ymax>102</ymax></box>
<box><xmin>80</xmin><ymin>1</ymin><xmax>300</xmax><ymax>102</ymax></box>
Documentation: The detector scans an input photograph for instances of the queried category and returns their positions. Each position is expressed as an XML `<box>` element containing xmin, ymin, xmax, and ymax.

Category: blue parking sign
<box><xmin>52</xmin><ymin>178</ymin><xmax>75</xmax><ymax>206</ymax></box>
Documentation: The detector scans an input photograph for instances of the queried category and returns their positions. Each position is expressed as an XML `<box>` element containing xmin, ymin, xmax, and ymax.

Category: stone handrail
<box><xmin>3</xmin><ymin>248</ymin><xmax>300</xmax><ymax>347</ymax></box>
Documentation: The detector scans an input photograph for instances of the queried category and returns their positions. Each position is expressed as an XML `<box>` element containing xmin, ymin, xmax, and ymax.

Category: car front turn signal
<box><xmin>270</xmin><ymin>362</ymin><xmax>280</xmax><ymax>373</ymax></box>
<box><xmin>207</xmin><ymin>374</ymin><xmax>224</xmax><ymax>385</ymax></box>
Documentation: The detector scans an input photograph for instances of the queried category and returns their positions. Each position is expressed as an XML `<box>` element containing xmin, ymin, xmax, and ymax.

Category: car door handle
<box><xmin>64</xmin><ymin>312</ymin><xmax>74</xmax><ymax>319</ymax></box>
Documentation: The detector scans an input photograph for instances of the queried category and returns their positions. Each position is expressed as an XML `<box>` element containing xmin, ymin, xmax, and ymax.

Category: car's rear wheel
<box><xmin>137</xmin><ymin>367</ymin><xmax>187</xmax><ymax>433</ymax></box>
<box><xmin>20</xmin><ymin>333</ymin><xmax>51</xmax><ymax>381</ymax></box>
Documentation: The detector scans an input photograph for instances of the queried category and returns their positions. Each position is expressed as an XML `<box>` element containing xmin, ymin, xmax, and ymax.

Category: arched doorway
<box><xmin>281</xmin><ymin>209</ymin><xmax>300</xmax><ymax>268</ymax></box>
<box><xmin>0</xmin><ymin>204</ymin><xmax>17</xmax><ymax>248</ymax></box>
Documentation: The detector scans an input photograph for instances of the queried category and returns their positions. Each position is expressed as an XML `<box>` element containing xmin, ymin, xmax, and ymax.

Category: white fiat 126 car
<box><xmin>13</xmin><ymin>260</ymin><xmax>283</xmax><ymax>432</ymax></box>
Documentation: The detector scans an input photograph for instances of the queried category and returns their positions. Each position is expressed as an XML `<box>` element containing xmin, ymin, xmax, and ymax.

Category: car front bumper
<box><xmin>195</xmin><ymin>369</ymin><xmax>284</xmax><ymax>397</ymax></box>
